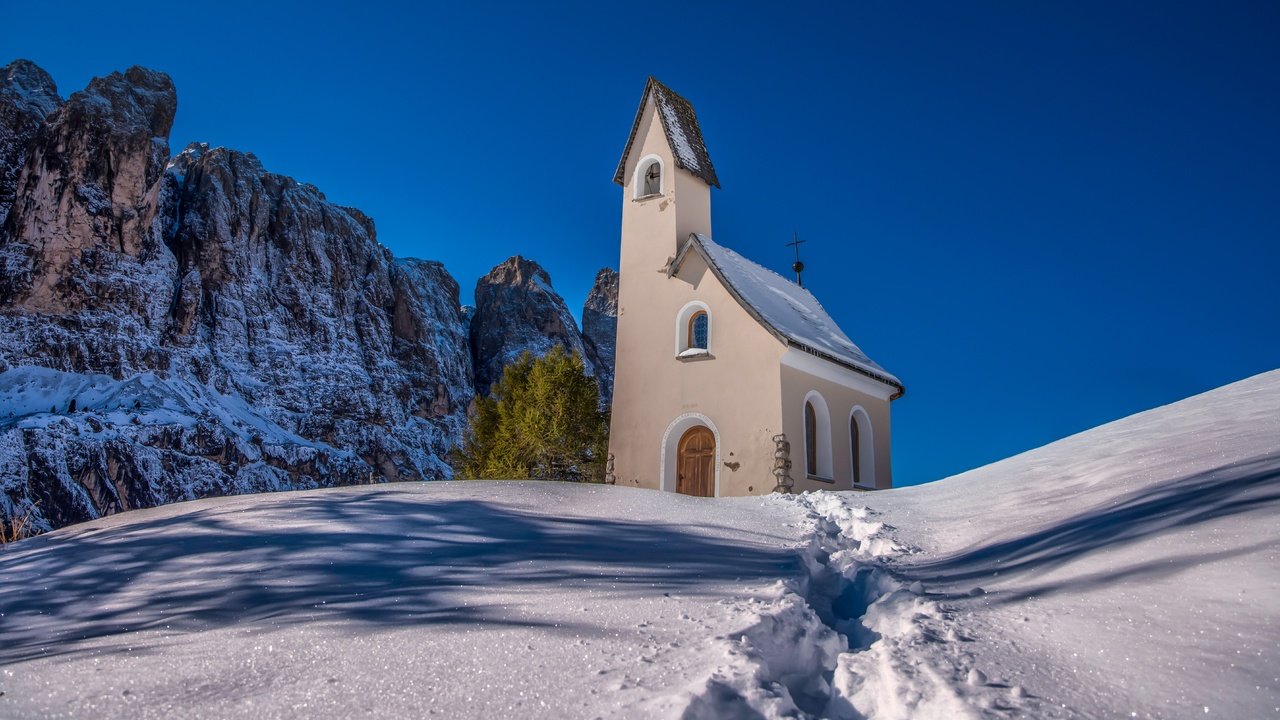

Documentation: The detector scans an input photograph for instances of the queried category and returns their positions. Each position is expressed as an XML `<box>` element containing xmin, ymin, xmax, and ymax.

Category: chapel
<box><xmin>607</xmin><ymin>77</ymin><xmax>905</xmax><ymax>496</ymax></box>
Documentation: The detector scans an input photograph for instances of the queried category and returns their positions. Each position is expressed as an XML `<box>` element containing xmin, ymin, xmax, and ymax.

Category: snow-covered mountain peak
<box><xmin>0</xmin><ymin>60</ymin><xmax>60</xmax><ymax>117</ymax></box>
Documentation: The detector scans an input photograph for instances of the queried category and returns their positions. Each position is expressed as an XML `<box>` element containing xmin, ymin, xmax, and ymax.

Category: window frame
<box><xmin>674</xmin><ymin>301</ymin><xmax>712</xmax><ymax>357</ymax></box>
<box><xmin>802</xmin><ymin>390</ymin><xmax>833</xmax><ymax>481</ymax></box>
<box><xmin>805</xmin><ymin>401</ymin><xmax>818</xmax><ymax>476</ymax></box>
<box><xmin>633</xmin><ymin>154</ymin><xmax>665</xmax><ymax>200</ymax></box>
<box><xmin>849</xmin><ymin>405</ymin><xmax>875</xmax><ymax>489</ymax></box>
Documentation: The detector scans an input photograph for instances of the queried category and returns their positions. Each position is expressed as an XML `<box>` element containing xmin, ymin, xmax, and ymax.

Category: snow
<box><xmin>839</xmin><ymin>368</ymin><xmax>1280</xmax><ymax>719</ymax></box>
<box><xmin>0</xmin><ymin>366</ymin><xmax>339</xmax><ymax>451</ymax></box>
<box><xmin>0</xmin><ymin>483</ymin><xmax>828</xmax><ymax>718</ymax></box>
<box><xmin>1</xmin><ymin>369</ymin><xmax>1277</xmax><ymax>718</ymax></box>
<box><xmin>692</xmin><ymin>234</ymin><xmax>900</xmax><ymax>385</ymax></box>
<box><xmin>657</xmin><ymin>95</ymin><xmax>701</xmax><ymax>173</ymax></box>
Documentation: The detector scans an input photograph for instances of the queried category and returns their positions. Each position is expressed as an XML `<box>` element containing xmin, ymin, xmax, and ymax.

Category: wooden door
<box><xmin>677</xmin><ymin>426</ymin><xmax>716</xmax><ymax>497</ymax></box>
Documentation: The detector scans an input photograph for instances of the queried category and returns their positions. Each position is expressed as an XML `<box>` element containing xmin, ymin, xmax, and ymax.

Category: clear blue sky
<box><xmin>6</xmin><ymin>1</ymin><xmax>1278</xmax><ymax>486</ymax></box>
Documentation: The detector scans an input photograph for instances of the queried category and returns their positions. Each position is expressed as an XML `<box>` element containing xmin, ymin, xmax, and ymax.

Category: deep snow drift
<box><xmin>848</xmin><ymin>368</ymin><xmax>1280</xmax><ymax>719</ymax></box>
<box><xmin>0</xmin><ymin>370</ymin><xmax>1276</xmax><ymax>719</ymax></box>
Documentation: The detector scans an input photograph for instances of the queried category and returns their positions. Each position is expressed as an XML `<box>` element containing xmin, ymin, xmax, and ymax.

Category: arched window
<box><xmin>688</xmin><ymin>311</ymin><xmax>708</xmax><ymax>349</ymax></box>
<box><xmin>675</xmin><ymin>301</ymin><xmax>711</xmax><ymax>356</ymax></box>
<box><xmin>849</xmin><ymin>406</ymin><xmax>875</xmax><ymax>488</ymax></box>
<box><xmin>635</xmin><ymin>155</ymin><xmax>664</xmax><ymax>199</ymax></box>
<box><xmin>802</xmin><ymin>391</ymin><xmax>832</xmax><ymax>480</ymax></box>
<box><xmin>850</xmin><ymin>414</ymin><xmax>861</xmax><ymax>486</ymax></box>
<box><xmin>805</xmin><ymin>401</ymin><xmax>818</xmax><ymax>476</ymax></box>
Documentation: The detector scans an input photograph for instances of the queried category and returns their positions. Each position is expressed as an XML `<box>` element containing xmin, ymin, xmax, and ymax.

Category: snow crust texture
<box><xmin>0</xmin><ymin>482</ymin><xmax>821</xmax><ymax>719</ymax></box>
<box><xmin>834</xmin><ymin>369</ymin><xmax>1280</xmax><ymax>719</ymax></box>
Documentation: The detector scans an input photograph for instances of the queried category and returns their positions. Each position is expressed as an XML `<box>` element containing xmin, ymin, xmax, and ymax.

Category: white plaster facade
<box><xmin>607</xmin><ymin>78</ymin><xmax>903</xmax><ymax>497</ymax></box>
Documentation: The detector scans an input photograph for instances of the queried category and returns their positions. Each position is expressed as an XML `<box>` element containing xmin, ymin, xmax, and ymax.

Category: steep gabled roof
<box><xmin>613</xmin><ymin>77</ymin><xmax>720</xmax><ymax>189</ymax></box>
<box><xmin>671</xmin><ymin>234</ymin><xmax>904</xmax><ymax>398</ymax></box>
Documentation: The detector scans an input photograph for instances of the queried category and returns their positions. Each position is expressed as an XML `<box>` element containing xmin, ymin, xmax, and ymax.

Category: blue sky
<box><xmin>6</xmin><ymin>1</ymin><xmax>1278</xmax><ymax>486</ymax></box>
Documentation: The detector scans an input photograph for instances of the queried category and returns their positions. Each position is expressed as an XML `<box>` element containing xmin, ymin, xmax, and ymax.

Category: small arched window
<box><xmin>675</xmin><ymin>301</ymin><xmax>711</xmax><ymax>356</ymax></box>
<box><xmin>850</xmin><ymin>414</ymin><xmax>861</xmax><ymax>486</ymax></box>
<box><xmin>850</xmin><ymin>406</ymin><xmax>874</xmax><ymax>488</ymax></box>
<box><xmin>635</xmin><ymin>155</ymin><xmax>664</xmax><ymax>199</ymax></box>
<box><xmin>802</xmin><ymin>391</ymin><xmax>833</xmax><ymax>480</ymax></box>
<box><xmin>688</xmin><ymin>311</ymin><xmax>709</xmax><ymax>349</ymax></box>
<box><xmin>805</xmin><ymin>401</ymin><xmax>818</xmax><ymax>476</ymax></box>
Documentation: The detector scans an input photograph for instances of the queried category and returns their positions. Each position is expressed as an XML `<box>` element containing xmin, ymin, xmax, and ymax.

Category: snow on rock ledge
<box><xmin>0</xmin><ymin>367</ymin><xmax>370</xmax><ymax>533</ymax></box>
<box><xmin>0</xmin><ymin>62</ymin><xmax>474</xmax><ymax>533</ymax></box>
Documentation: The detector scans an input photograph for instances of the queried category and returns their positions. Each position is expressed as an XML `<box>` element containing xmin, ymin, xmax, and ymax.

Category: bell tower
<box><xmin>613</xmin><ymin>77</ymin><xmax>719</xmax><ymax>281</ymax></box>
<box><xmin>608</xmin><ymin>78</ymin><xmax>720</xmax><ymax>487</ymax></box>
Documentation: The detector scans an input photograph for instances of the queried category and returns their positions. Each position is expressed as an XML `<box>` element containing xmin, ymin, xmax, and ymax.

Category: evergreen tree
<box><xmin>456</xmin><ymin>347</ymin><xmax>609</xmax><ymax>482</ymax></box>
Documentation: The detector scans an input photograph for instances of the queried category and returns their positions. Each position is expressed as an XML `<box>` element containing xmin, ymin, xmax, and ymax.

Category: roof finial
<box><xmin>787</xmin><ymin>231</ymin><xmax>807</xmax><ymax>287</ymax></box>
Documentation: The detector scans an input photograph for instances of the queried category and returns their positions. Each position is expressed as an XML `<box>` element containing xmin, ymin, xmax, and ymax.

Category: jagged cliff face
<box><xmin>0</xmin><ymin>60</ymin><xmax>61</xmax><ymax>230</ymax></box>
<box><xmin>0</xmin><ymin>63</ymin><xmax>473</xmax><ymax>533</ymax></box>
<box><xmin>2</xmin><ymin>66</ymin><xmax>176</xmax><ymax>316</ymax></box>
<box><xmin>158</xmin><ymin>143</ymin><xmax>474</xmax><ymax>481</ymax></box>
<box><xmin>582</xmin><ymin>268</ymin><xmax>619</xmax><ymax>407</ymax></box>
<box><xmin>0</xmin><ymin>66</ymin><xmax>178</xmax><ymax>375</ymax></box>
<box><xmin>470</xmin><ymin>256</ymin><xmax>594</xmax><ymax>395</ymax></box>
<box><xmin>0</xmin><ymin>59</ymin><xmax>618</xmax><ymax>535</ymax></box>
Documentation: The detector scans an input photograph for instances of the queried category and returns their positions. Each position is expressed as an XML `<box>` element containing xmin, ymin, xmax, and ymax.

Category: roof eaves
<box><xmin>787</xmin><ymin>341</ymin><xmax>906</xmax><ymax>400</ymax></box>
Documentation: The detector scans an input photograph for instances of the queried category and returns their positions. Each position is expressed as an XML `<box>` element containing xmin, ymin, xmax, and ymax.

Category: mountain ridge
<box><xmin>0</xmin><ymin>60</ymin><xmax>617</xmax><ymax>534</ymax></box>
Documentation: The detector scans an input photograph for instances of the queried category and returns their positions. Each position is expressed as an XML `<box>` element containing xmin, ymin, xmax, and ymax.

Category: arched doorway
<box><xmin>676</xmin><ymin>426</ymin><xmax>716</xmax><ymax>497</ymax></box>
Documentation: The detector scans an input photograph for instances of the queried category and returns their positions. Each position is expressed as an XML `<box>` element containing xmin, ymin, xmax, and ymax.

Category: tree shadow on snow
<box><xmin>0</xmin><ymin>490</ymin><xmax>800</xmax><ymax>664</ymax></box>
<box><xmin>907</xmin><ymin>453</ymin><xmax>1280</xmax><ymax>605</ymax></box>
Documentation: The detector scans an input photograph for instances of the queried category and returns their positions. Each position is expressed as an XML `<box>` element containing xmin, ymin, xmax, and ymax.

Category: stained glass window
<box><xmin>690</xmin><ymin>312</ymin><xmax>708</xmax><ymax>349</ymax></box>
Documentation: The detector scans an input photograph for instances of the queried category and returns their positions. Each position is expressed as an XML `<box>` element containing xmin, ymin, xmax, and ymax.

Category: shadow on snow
<box><xmin>905</xmin><ymin>453</ymin><xmax>1280</xmax><ymax>605</ymax></box>
<box><xmin>0</xmin><ymin>490</ymin><xmax>800</xmax><ymax>664</ymax></box>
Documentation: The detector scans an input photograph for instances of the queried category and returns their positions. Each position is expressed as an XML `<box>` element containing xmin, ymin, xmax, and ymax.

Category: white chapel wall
<box><xmin>609</xmin><ymin>244</ymin><xmax>787</xmax><ymax>496</ymax></box>
<box><xmin>779</xmin><ymin>357</ymin><xmax>894</xmax><ymax>490</ymax></box>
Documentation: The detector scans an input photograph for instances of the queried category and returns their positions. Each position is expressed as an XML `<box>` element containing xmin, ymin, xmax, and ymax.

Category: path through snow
<box><xmin>1</xmin><ymin>370</ymin><xmax>1277</xmax><ymax>718</ymax></box>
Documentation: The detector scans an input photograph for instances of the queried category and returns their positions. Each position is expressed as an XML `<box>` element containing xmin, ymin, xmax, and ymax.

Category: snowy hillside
<box><xmin>0</xmin><ymin>370</ymin><xmax>1275</xmax><ymax>719</ymax></box>
<box><xmin>849</xmin><ymin>368</ymin><xmax>1280</xmax><ymax>719</ymax></box>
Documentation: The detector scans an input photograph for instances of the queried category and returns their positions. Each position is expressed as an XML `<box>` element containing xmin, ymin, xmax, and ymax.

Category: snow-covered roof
<box><xmin>614</xmin><ymin>77</ymin><xmax>720</xmax><ymax>189</ymax></box>
<box><xmin>673</xmin><ymin>234</ymin><xmax>904</xmax><ymax>396</ymax></box>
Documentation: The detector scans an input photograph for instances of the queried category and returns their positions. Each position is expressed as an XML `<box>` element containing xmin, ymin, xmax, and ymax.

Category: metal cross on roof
<box><xmin>787</xmin><ymin>232</ymin><xmax>807</xmax><ymax>287</ymax></box>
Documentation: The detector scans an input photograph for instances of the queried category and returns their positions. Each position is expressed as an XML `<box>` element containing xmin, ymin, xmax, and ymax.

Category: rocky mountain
<box><xmin>470</xmin><ymin>256</ymin><xmax>594</xmax><ymax>395</ymax></box>
<box><xmin>0</xmin><ymin>60</ymin><xmax>619</xmax><ymax>536</ymax></box>
<box><xmin>0</xmin><ymin>60</ymin><xmax>61</xmax><ymax>229</ymax></box>
<box><xmin>0</xmin><ymin>63</ymin><xmax>473</xmax><ymax>534</ymax></box>
<box><xmin>581</xmin><ymin>268</ymin><xmax>618</xmax><ymax>406</ymax></box>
